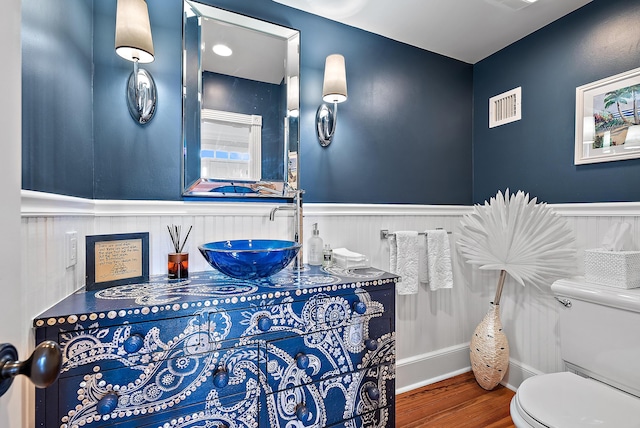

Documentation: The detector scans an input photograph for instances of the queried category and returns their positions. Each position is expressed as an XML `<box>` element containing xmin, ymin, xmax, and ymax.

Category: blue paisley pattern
<box><xmin>38</xmin><ymin>271</ymin><xmax>396</xmax><ymax>428</ymax></box>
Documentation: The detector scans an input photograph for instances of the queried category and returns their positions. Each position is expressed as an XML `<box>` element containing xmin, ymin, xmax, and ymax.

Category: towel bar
<box><xmin>380</xmin><ymin>229</ymin><xmax>451</xmax><ymax>239</ymax></box>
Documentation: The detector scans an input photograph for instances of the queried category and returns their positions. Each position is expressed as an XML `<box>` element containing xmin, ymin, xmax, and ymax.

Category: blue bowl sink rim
<box><xmin>198</xmin><ymin>239</ymin><xmax>301</xmax><ymax>280</ymax></box>
<box><xmin>198</xmin><ymin>239</ymin><xmax>301</xmax><ymax>253</ymax></box>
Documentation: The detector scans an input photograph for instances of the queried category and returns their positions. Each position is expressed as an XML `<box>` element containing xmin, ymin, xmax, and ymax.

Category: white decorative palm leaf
<box><xmin>458</xmin><ymin>190</ymin><xmax>575</xmax><ymax>291</ymax></box>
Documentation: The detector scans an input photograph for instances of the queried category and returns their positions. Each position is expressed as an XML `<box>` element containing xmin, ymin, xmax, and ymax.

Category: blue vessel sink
<box><xmin>199</xmin><ymin>239</ymin><xmax>301</xmax><ymax>280</ymax></box>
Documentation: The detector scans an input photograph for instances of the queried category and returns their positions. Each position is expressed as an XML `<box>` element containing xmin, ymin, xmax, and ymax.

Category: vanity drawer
<box><xmin>307</xmin><ymin>287</ymin><xmax>390</xmax><ymax>331</ymax></box>
<box><xmin>326</xmin><ymin>407</ymin><xmax>394</xmax><ymax>428</ymax></box>
<box><xmin>57</xmin><ymin>343</ymin><xmax>258</xmax><ymax>428</ymax></box>
<box><xmin>228</xmin><ymin>287</ymin><xmax>392</xmax><ymax>343</ymax></box>
<box><xmin>264</xmin><ymin>314</ymin><xmax>393</xmax><ymax>393</ymax></box>
<box><xmin>264</xmin><ymin>362</ymin><xmax>395</xmax><ymax>428</ymax></box>
<box><xmin>65</xmin><ymin>389</ymin><xmax>260</xmax><ymax>428</ymax></box>
<box><xmin>58</xmin><ymin>313</ymin><xmax>210</xmax><ymax>378</ymax></box>
<box><xmin>140</xmin><ymin>389</ymin><xmax>260</xmax><ymax>428</ymax></box>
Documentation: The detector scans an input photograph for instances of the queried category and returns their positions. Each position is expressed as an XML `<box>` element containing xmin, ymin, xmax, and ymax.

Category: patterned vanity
<box><xmin>34</xmin><ymin>265</ymin><xmax>398</xmax><ymax>428</ymax></box>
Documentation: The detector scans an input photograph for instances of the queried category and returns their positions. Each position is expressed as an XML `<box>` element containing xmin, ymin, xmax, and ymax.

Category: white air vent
<box><xmin>483</xmin><ymin>0</ymin><xmax>535</xmax><ymax>11</ymax></box>
<box><xmin>489</xmin><ymin>87</ymin><xmax>521</xmax><ymax>128</ymax></box>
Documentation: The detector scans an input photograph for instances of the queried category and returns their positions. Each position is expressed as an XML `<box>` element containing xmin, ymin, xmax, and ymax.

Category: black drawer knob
<box><xmin>257</xmin><ymin>315</ymin><xmax>273</xmax><ymax>332</ymax></box>
<box><xmin>295</xmin><ymin>353</ymin><xmax>310</xmax><ymax>370</ymax></box>
<box><xmin>97</xmin><ymin>392</ymin><xmax>118</xmax><ymax>415</ymax></box>
<box><xmin>364</xmin><ymin>338</ymin><xmax>378</xmax><ymax>351</ymax></box>
<box><xmin>213</xmin><ymin>368</ymin><xmax>229</xmax><ymax>388</ymax></box>
<box><xmin>353</xmin><ymin>301</ymin><xmax>367</xmax><ymax>315</ymax></box>
<box><xmin>366</xmin><ymin>386</ymin><xmax>380</xmax><ymax>401</ymax></box>
<box><xmin>123</xmin><ymin>333</ymin><xmax>144</xmax><ymax>353</ymax></box>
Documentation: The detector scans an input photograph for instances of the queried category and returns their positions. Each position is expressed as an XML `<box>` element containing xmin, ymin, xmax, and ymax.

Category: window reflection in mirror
<box><xmin>183</xmin><ymin>1</ymin><xmax>300</xmax><ymax>198</ymax></box>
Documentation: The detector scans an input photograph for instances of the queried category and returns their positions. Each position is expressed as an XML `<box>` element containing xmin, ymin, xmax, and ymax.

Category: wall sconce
<box><xmin>115</xmin><ymin>0</ymin><xmax>156</xmax><ymax>125</ymax></box>
<box><xmin>287</xmin><ymin>75</ymin><xmax>300</xmax><ymax>118</ymax></box>
<box><xmin>316</xmin><ymin>54</ymin><xmax>347</xmax><ymax>147</ymax></box>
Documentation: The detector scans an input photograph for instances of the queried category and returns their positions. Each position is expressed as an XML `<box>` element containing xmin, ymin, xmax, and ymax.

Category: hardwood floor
<box><xmin>395</xmin><ymin>371</ymin><xmax>516</xmax><ymax>427</ymax></box>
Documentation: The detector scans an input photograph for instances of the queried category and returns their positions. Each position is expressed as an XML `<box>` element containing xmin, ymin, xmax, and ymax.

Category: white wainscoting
<box><xmin>21</xmin><ymin>191</ymin><xmax>640</xmax><ymax>394</ymax></box>
<box><xmin>302</xmin><ymin>203</ymin><xmax>483</xmax><ymax>391</ymax></box>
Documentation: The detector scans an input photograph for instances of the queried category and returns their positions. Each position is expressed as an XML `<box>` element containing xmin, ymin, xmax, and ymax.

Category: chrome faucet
<box><xmin>268</xmin><ymin>205</ymin><xmax>294</xmax><ymax>221</ymax></box>
<box><xmin>269</xmin><ymin>190</ymin><xmax>304</xmax><ymax>269</ymax></box>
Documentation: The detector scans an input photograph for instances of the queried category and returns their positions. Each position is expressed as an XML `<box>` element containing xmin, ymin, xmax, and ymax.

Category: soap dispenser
<box><xmin>308</xmin><ymin>223</ymin><xmax>324</xmax><ymax>266</ymax></box>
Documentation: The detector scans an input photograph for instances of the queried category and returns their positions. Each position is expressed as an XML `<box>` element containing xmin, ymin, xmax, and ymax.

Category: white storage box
<box><xmin>584</xmin><ymin>248</ymin><xmax>640</xmax><ymax>289</ymax></box>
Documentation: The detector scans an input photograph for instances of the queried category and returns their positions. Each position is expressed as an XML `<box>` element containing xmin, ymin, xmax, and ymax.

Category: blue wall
<box><xmin>92</xmin><ymin>1</ymin><xmax>183</xmax><ymax>200</ymax></box>
<box><xmin>202</xmin><ymin>72</ymin><xmax>285</xmax><ymax>181</ymax></box>
<box><xmin>22</xmin><ymin>0</ymin><xmax>640</xmax><ymax>205</ymax></box>
<box><xmin>22</xmin><ymin>0</ymin><xmax>94</xmax><ymax>199</ymax></box>
<box><xmin>22</xmin><ymin>0</ymin><xmax>473</xmax><ymax>204</ymax></box>
<box><xmin>473</xmin><ymin>0</ymin><xmax>640</xmax><ymax>204</ymax></box>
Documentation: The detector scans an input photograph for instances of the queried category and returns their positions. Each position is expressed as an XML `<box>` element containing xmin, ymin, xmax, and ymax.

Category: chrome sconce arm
<box><xmin>316</xmin><ymin>54</ymin><xmax>347</xmax><ymax>147</ymax></box>
<box><xmin>316</xmin><ymin>102</ymin><xmax>338</xmax><ymax>147</ymax></box>
<box><xmin>127</xmin><ymin>60</ymin><xmax>157</xmax><ymax>124</ymax></box>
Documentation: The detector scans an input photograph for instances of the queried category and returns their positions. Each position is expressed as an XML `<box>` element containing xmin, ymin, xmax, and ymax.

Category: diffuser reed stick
<box><xmin>167</xmin><ymin>225</ymin><xmax>192</xmax><ymax>253</ymax></box>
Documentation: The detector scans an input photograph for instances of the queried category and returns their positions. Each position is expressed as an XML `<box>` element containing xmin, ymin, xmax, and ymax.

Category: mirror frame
<box><xmin>182</xmin><ymin>1</ymin><xmax>300</xmax><ymax>199</ymax></box>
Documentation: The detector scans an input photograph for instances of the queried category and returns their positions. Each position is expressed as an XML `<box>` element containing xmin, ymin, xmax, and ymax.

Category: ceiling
<box><xmin>189</xmin><ymin>0</ymin><xmax>298</xmax><ymax>85</ymax></box>
<box><xmin>271</xmin><ymin>0</ymin><xmax>593</xmax><ymax>64</ymax></box>
<box><xmin>201</xmin><ymin>17</ymin><xmax>290</xmax><ymax>84</ymax></box>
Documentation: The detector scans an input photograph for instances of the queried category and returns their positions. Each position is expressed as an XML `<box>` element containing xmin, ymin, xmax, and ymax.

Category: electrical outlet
<box><xmin>65</xmin><ymin>231</ymin><xmax>78</xmax><ymax>268</ymax></box>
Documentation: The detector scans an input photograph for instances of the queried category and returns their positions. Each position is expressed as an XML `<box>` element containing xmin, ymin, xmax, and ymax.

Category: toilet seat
<box><xmin>512</xmin><ymin>372</ymin><xmax>640</xmax><ymax>428</ymax></box>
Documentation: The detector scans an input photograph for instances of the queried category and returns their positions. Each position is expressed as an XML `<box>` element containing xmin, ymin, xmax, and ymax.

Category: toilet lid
<box><xmin>518</xmin><ymin>372</ymin><xmax>640</xmax><ymax>428</ymax></box>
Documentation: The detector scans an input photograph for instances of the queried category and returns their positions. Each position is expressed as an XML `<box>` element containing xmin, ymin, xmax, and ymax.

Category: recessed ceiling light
<box><xmin>522</xmin><ymin>0</ymin><xmax>538</xmax><ymax>3</ymax></box>
<box><xmin>212</xmin><ymin>44</ymin><xmax>232</xmax><ymax>57</ymax></box>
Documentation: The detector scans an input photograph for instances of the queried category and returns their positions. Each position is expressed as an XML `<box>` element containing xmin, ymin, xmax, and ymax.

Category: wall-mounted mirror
<box><xmin>183</xmin><ymin>1</ymin><xmax>300</xmax><ymax>198</ymax></box>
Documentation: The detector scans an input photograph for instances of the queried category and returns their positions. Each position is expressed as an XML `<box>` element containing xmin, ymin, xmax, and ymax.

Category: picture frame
<box><xmin>575</xmin><ymin>66</ymin><xmax>640</xmax><ymax>165</ymax></box>
<box><xmin>86</xmin><ymin>232</ymin><xmax>149</xmax><ymax>291</ymax></box>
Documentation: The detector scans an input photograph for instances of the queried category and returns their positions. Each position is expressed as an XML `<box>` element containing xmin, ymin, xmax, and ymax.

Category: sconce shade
<box><xmin>322</xmin><ymin>54</ymin><xmax>347</xmax><ymax>103</ymax></box>
<box><xmin>115</xmin><ymin>0</ymin><xmax>155</xmax><ymax>64</ymax></box>
<box><xmin>288</xmin><ymin>75</ymin><xmax>300</xmax><ymax>117</ymax></box>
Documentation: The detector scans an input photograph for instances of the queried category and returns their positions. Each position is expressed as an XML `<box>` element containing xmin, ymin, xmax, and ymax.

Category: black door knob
<box><xmin>0</xmin><ymin>341</ymin><xmax>62</xmax><ymax>397</ymax></box>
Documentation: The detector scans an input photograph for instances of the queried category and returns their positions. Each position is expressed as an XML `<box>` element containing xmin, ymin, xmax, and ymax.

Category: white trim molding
<box><xmin>302</xmin><ymin>204</ymin><xmax>472</xmax><ymax>216</ymax></box>
<box><xmin>396</xmin><ymin>348</ymin><xmax>546</xmax><ymax>394</ymax></box>
<box><xmin>21</xmin><ymin>190</ymin><xmax>95</xmax><ymax>217</ymax></box>
<box><xmin>22</xmin><ymin>190</ymin><xmax>640</xmax><ymax>218</ymax></box>
<box><xmin>550</xmin><ymin>201</ymin><xmax>640</xmax><ymax>216</ymax></box>
<box><xmin>503</xmin><ymin>358</ymin><xmax>545</xmax><ymax>392</ymax></box>
<box><xmin>21</xmin><ymin>190</ymin><xmax>283</xmax><ymax>217</ymax></box>
<box><xmin>395</xmin><ymin>343</ymin><xmax>471</xmax><ymax>394</ymax></box>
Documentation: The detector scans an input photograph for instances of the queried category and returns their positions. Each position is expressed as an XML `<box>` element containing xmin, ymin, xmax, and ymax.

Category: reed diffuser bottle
<box><xmin>167</xmin><ymin>225</ymin><xmax>192</xmax><ymax>279</ymax></box>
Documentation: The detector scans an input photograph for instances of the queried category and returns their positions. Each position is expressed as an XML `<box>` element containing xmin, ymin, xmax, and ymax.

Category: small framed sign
<box><xmin>86</xmin><ymin>232</ymin><xmax>149</xmax><ymax>291</ymax></box>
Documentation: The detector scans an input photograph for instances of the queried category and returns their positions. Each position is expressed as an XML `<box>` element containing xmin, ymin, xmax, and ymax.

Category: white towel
<box><xmin>333</xmin><ymin>247</ymin><xmax>369</xmax><ymax>268</ymax></box>
<box><xmin>418</xmin><ymin>235</ymin><xmax>429</xmax><ymax>284</ymax></box>
<box><xmin>333</xmin><ymin>248</ymin><xmax>367</xmax><ymax>261</ymax></box>
<box><xmin>389</xmin><ymin>231</ymin><xmax>419</xmax><ymax>295</ymax></box>
<box><xmin>426</xmin><ymin>229</ymin><xmax>453</xmax><ymax>291</ymax></box>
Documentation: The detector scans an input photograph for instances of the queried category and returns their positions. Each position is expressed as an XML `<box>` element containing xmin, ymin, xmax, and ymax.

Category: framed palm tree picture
<box><xmin>575</xmin><ymin>66</ymin><xmax>640</xmax><ymax>164</ymax></box>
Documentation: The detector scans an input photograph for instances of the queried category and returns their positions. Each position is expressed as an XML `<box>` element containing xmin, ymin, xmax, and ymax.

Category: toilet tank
<box><xmin>552</xmin><ymin>277</ymin><xmax>640</xmax><ymax>398</ymax></box>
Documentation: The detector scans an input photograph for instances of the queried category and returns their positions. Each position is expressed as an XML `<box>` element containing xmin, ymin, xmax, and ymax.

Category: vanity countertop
<box><xmin>35</xmin><ymin>265</ymin><xmax>398</xmax><ymax>329</ymax></box>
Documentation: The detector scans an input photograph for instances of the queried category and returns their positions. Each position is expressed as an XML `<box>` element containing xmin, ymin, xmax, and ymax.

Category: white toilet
<box><xmin>510</xmin><ymin>277</ymin><xmax>640</xmax><ymax>427</ymax></box>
